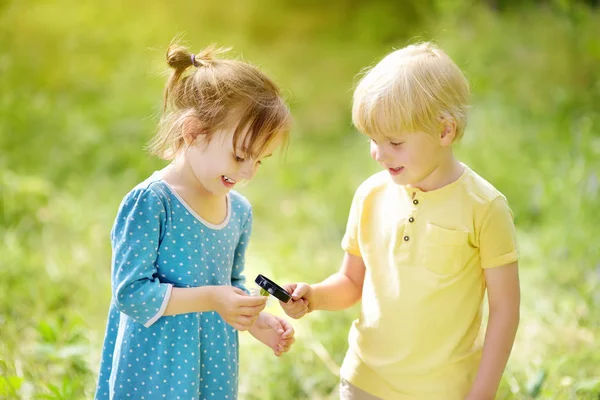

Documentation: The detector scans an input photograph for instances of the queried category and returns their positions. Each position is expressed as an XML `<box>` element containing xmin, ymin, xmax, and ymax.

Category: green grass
<box><xmin>1</xmin><ymin>0</ymin><xmax>599</xmax><ymax>398</ymax></box>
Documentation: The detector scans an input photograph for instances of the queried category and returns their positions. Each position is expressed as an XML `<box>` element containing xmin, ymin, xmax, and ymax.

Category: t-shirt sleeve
<box><xmin>479</xmin><ymin>196</ymin><xmax>519</xmax><ymax>269</ymax></box>
<box><xmin>110</xmin><ymin>187</ymin><xmax>172</xmax><ymax>327</ymax></box>
<box><xmin>341</xmin><ymin>190</ymin><xmax>362</xmax><ymax>257</ymax></box>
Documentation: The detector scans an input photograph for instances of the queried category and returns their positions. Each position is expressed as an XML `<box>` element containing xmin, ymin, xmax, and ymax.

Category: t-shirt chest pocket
<box><xmin>420</xmin><ymin>224</ymin><xmax>470</xmax><ymax>275</ymax></box>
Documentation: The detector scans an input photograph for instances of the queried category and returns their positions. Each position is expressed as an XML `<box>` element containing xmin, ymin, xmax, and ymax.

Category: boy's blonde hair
<box><xmin>352</xmin><ymin>42</ymin><xmax>470</xmax><ymax>141</ymax></box>
<box><xmin>149</xmin><ymin>43</ymin><xmax>291</xmax><ymax>160</ymax></box>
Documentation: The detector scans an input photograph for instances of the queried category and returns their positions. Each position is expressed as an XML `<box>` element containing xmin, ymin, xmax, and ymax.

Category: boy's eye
<box><xmin>234</xmin><ymin>155</ymin><xmax>245</xmax><ymax>162</ymax></box>
<box><xmin>390</xmin><ymin>142</ymin><xmax>403</xmax><ymax>146</ymax></box>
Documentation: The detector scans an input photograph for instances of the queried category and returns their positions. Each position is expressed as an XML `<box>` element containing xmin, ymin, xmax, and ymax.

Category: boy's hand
<box><xmin>210</xmin><ymin>286</ymin><xmax>267</xmax><ymax>331</ymax></box>
<box><xmin>249</xmin><ymin>312</ymin><xmax>295</xmax><ymax>356</ymax></box>
<box><xmin>280</xmin><ymin>283</ymin><xmax>312</xmax><ymax>319</ymax></box>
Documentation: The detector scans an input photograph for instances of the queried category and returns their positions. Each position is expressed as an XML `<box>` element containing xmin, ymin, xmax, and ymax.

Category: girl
<box><xmin>95</xmin><ymin>43</ymin><xmax>295</xmax><ymax>400</ymax></box>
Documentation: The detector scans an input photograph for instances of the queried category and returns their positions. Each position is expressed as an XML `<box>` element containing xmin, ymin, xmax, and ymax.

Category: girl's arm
<box><xmin>231</xmin><ymin>210</ymin><xmax>252</xmax><ymax>293</ymax></box>
<box><xmin>467</xmin><ymin>261</ymin><xmax>520</xmax><ymax>400</ymax></box>
<box><xmin>164</xmin><ymin>285</ymin><xmax>266</xmax><ymax>326</ymax></box>
<box><xmin>111</xmin><ymin>188</ymin><xmax>175</xmax><ymax>328</ymax></box>
<box><xmin>163</xmin><ymin>208</ymin><xmax>260</xmax><ymax>318</ymax></box>
<box><xmin>112</xmin><ymin>188</ymin><xmax>264</xmax><ymax>330</ymax></box>
<box><xmin>163</xmin><ymin>286</ymin><xmax>216</xmax><ymax>315</ymax></box>
<box><xmin>249</xmin><ymin>312</ymin><xmax>295</xmax><ymax>356</ymax></box>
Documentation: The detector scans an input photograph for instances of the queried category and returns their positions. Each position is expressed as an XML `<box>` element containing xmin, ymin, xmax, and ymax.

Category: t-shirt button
<box><xmin>403</xmin><ymin>235</ymin><xmax>410</xmax><ymax>241</ymax></box>
<box><xmin>413</xmin><ymin>199</ymin><xmax>419</xmax><ymax>205</ymax></box>
<box><xmin>408</xmin><ymin>217</ymin><xmax>414</xmax><ymax>223</ymax></box>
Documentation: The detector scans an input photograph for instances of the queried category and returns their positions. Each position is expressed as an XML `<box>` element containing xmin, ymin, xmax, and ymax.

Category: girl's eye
<box><xmin>390</xmin><ymin>142</ymin><xmax>403</xmax><ymax>146</ymax></box>
<box><xmin>234</xmin><ymin>155</ymin><xmax>245</xmax><ymax>162</ymax></box>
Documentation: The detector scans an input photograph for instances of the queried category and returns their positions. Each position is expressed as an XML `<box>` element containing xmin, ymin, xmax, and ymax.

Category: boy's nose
<box><xmin>373</xmin><ymin>146</ymin><xmax>388</xmax><ymax>163</ymax></box>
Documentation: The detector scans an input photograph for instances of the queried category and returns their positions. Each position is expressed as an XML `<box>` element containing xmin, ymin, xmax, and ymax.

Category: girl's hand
<box><xmin>210</xmin><ymin>286</ymin><xmax>267</xmax><ymax>331</ymax></box>
<box><xmin>280</xmin><ymin>283</ymin><xmax>312</xmax><ymax>319</ymax></box>
<box><xmin>249</xmin><ymin>312</ymin><xmax>295</xmax><ymax>356</ymax></box>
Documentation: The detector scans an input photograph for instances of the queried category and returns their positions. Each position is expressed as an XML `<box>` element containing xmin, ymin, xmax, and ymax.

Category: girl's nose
<box><xmin>239</xmin><ymin>161</ymin><xmax>256</xmax><ymax>180</ymax></box>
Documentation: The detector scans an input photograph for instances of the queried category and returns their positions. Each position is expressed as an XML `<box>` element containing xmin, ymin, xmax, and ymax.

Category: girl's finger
<box><xmin>239</xmin><ymin>305</ymin><xmax>265</xmax><ymax>315</ymax></box>
<box><xmin>282</xmin><ymin>326</ymin><xmax>294</xmax><ymax>338</ymax></box>
<box><xmin>238</xmin><ymin>295</ymin><xmax>268</xmax><ymax>307</ymax></box>
<box><xmin>232</xmin><ymin>322</ymin><xmax>246</xmax><ymax>331</ymax></box>
<box><xmin>236</xmin><ymin>316</ymin><xmax>253</xmax><ymax>328</ymax></box>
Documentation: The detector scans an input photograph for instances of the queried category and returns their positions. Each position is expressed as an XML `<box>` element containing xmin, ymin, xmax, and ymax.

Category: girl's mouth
<box><xmin>221</xmin><ymin>175</ymin><xmax>237</xmax><ymax>188</ymax></box>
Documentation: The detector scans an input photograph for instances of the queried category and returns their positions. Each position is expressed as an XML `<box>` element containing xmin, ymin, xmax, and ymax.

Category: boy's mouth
<box><xmin>388</xmin><ymin>167</ymin><xmax>404</xmax><ymax>175</ymax></box>
<box><xmin>221</xmin><ymin>175</ymin><xmax>237</xmax><ymax>188</ymax></box>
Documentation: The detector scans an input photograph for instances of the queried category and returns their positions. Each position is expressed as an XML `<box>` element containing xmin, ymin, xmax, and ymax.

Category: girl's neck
<box><xmin>161</xmin><ymin>157</ymin><xmax>224</xmax><ymax>204</ymax></box>
<box><xmin>160</xmin><ymin>157</ymin><xmax>230</xmax><ymax>226</ymax></box>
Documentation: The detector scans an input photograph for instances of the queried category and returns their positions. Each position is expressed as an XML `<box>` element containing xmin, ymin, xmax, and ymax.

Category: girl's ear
<box><xmin>182</xmin><ymin>117</ymin><xmax>206</xmax><ymax>146</ymax></box>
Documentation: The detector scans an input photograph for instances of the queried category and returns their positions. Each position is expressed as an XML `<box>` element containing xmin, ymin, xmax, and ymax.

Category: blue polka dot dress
<box><xmin>95</xmin><ymin>173</ymin><xmax>252</xmax><ymax>400</ymax></box>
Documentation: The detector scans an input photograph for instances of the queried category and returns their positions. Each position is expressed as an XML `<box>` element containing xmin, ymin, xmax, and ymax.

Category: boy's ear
<box><xmin>438</xmin><ymin>114</ymin><xmax>457</xmax><ymax>146</ymax></box>
<box><xmin>182</xmin><ymin>117</ymin><xmax>206</xmax><ymax>146</ymax></box>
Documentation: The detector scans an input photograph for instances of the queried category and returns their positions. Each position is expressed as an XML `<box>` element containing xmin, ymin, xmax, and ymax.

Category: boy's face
<box><xmin>369</xmin><ymin>130</ymin><xmax>450</xmax><ymax>188</ymax></box>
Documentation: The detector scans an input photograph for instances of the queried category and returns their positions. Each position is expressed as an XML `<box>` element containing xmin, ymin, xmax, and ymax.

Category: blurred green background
<box><xmin>1</xmin><ymin>0</ymin><xmax>599</xmax><ymax>398</ymax></box>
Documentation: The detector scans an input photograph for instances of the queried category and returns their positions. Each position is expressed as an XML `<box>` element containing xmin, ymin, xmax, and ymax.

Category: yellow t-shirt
<box><xmin>340</xmin><ymin>165</ymin><xmax>518</xmax><ymax>400</ymax></box>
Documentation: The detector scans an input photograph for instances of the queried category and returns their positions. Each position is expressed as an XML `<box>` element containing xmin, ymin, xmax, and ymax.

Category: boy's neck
<box><xmin>408</xmin><ymin>156</ymin><xmax>464</xmax><ymax>192</ymax></box>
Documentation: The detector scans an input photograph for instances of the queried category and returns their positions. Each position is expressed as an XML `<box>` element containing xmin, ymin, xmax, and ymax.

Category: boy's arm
<box><xmin>311</xmin><ymin>252</ymin><xmax>366</xmax><ymax>311</ymax></box>
<box><xmin>282</xmin><ymin>252</ymin><xmax>365</xmax><ymax>318</ymax></box>
<box><xmin>467</xmin><ymin>261</ymin><xmax>520</xmax><ymax>400</ymax></box>
<box><xmin>308</xmin><ymin>183</ymin><xmax>367</xmax><ymax>312</ymax></box>
<box><xmin>282</xmin><ymin>188</ymin><xmax>366</xmax><ymax>318</ymax></box>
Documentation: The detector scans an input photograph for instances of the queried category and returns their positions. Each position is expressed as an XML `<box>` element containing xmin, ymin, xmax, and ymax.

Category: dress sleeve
<box><xmin>231</xmin><ymin>209</ymin><xmax>252</xmax><ymax>294</ymax></box>
<box><xmin>111</xmin><ymin>187</ymin><xmax>173</xmax><ymax>327</ymax></box>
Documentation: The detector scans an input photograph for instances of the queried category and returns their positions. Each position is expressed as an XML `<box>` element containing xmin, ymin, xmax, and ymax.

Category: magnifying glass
<box><xmin>254</xmin><ymin>274</ymin><xmax>292</xmax><ymax>303</ymax></box>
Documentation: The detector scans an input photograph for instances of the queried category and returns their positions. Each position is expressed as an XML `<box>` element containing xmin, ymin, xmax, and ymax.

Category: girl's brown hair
<box><xmin>148</xmin><ymin>43</ymin><xmax>291</xmax><ymax>160</ymax></box>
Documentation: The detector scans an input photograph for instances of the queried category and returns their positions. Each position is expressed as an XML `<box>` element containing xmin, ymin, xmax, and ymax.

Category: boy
<box><xmin>281</xmin><ymin>43</ymin><xmax>520</xmax><ymax>400</ymax></box>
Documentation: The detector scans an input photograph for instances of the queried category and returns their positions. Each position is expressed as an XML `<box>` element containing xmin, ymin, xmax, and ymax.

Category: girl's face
<box><xmin>184</xmin><ymin>126</ymin><xmax>283</xmax><ymax>197</ymax></box>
